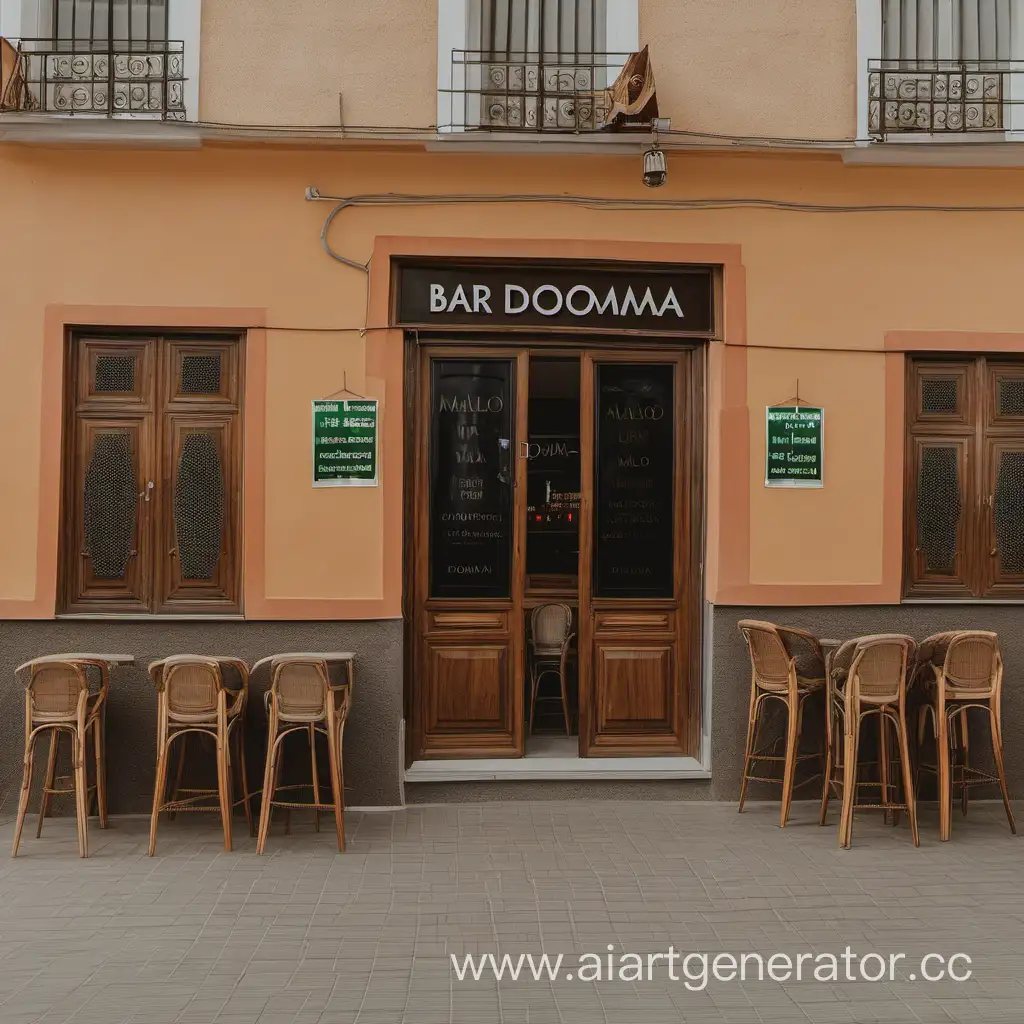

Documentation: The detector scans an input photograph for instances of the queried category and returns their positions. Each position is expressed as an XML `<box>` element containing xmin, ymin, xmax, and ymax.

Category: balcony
<box><xmin>442</xmin><ymin>49</ymin><xmax>654</xmax><ymax>133</ymax></box>
<box><xmin>867</xmin><ymin>59</ymin><xmax>1012</xmax><ymax>137</ymax></box>
<box><xmin>1</xmin><ymin>39</ymin><xmax>185</xmax><ymax>120</ymax></box>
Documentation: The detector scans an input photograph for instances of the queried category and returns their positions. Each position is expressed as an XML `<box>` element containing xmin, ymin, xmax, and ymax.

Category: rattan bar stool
<box><xmin>148</xmin><ymin>655</ymin><xmax>253</xmax><ymax>856</ymax></box>
<box><xmin>915</xmin><ymin>630</ymin><xmax>1015</xmax><ymax>842</ymax></box>
<box><xmin>737</xmin><ymin>620</ymin><xmax>826</xmax><ymax>828</ymax></box>
<box><xmin>819</xmin><ymin>635</ymin><xmax>919</xmax><ymax>849</ymax></box>
<box><xmin>12</xmin><ymin>657</ymin><xmax>110</xmax><ymax>858</ymax></box>
<box><xmin>255</xmin><ymin>653</ymin><xmax>354</xmax><ymax>854</ymax></box>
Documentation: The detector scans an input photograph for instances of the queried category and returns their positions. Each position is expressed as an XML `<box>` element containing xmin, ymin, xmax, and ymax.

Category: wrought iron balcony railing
<box><xmin>442</xmin><ymin>50</ymin><xmax>644</xmax><ymax>132</ymax></box>
<box><xmin>1</xmin><ymin>39</ymin><xmax>185</xmax><ymax>119</ymax></box>
<box><xmin>868</xmin><ymin>59</ymin><xmax>1017</xmax><ymax>137</ymax></box>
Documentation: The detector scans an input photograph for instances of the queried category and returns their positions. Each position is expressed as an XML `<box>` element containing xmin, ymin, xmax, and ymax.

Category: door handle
<box><xmin>139</xmin><ymin>480</ymin><xmax>154</xmax><ymax>503</ymax></box>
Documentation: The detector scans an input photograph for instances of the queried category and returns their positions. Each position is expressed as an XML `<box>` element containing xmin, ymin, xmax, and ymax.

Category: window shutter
<box><xmin>66</xmin><ymin>419</ymin><xmax>151</xmax><ymax>611</ymax></box>
<box><xmin>905</xmin><ymin>436</ymin><xmax>973</xmax><ymax>597</ymax></box>
<box><xmin>982</xmin><ymin>439</ymin><xmax>1024</xmax><ymax>595</ymax></box>
<box><xmin>158</xmin><ymin>416</ymin><xmax>239</xmax><ymax>611</ymax></box>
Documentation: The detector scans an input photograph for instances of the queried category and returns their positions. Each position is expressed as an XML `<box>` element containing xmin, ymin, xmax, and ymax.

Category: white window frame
<box><xmin>0</xmin><ymin>0</ymin><xmax>201</xmax><ymax>121</ymax></box>
<box><xmin>857</xmin><ymin>0</ymin><xmax>1024</xmax><ymax>140</ymax></box>
<box><xmin>437</xmin><ymin>0</ymin><xmax>638</xmax><ymax>132</ymax></box>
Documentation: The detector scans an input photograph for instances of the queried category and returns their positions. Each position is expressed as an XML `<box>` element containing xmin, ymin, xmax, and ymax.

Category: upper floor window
<box><xmin>53</xmin><ymin>0</ymin><xmax>167</xmax><ymax>49</ymax></box>
<box><xmin>869</xmin><ymin>1</ymin><xmax>1016</xmax><ymax>135</ymax></box>
<box><xmin>442</xmin><ymin>0</ymin><xmax>648</xmax><ymax>132</ymax></box>
<box><xmin>0</xmin><ymin>0</ymin><xmax>188</xmax><ymax>118</ymax></box>
<box><xmin>882</xmin><ymin>0</ymin><xmax>1010</xmax><ymax>62</ymax></box>
<box><xmin>905</xmin><ymin>356</ymin><xmax>1024</xmax><ymax>599</ymax></box>
<box><xmin>477</xmin><ymin>0</ymin><xmax>605</xmax><ymax>61</ymax></box>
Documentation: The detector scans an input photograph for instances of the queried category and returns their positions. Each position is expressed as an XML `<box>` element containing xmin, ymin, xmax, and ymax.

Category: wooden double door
<box><xmin>408</xmin><ymin>343</ymin><xmax>702</xmax><ymax>761</ymax></box>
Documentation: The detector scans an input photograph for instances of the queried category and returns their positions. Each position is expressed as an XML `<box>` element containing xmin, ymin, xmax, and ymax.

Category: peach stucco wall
<box><xmin>640</xmin><ymin>0</ymin><xmax>857</xmax><ymax>140</ymax></box>
<box><xmin>200</xmin><ymin>0</ymin><xmax>438</xmax><ymax>126</ymax></box>
<box><xmin>196</xmin><ymin>0</ymin><xmax>858</xmax><ymax>138</ymax></box>
<box><xmin>6</xmin><ymin>144</ymin><xmax>1024</xmax><ymax>615</ymax></box>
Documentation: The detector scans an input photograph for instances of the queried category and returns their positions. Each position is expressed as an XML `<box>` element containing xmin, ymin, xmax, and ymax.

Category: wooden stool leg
<box><xmin>74</xmin><ymin>728</ymin><xmax>89</xmax><ymax>859</ymax></box>
<box><xmin>256</xmin><ymin>713</ymin><xmax>280</xmax><ymax>855</ymax></box>
<box><xmin>779</xmin><ymin>695</ymin><xmax>800</xmax><ymax>828</ymax></box>
<box><xmin>959</xmin><ymin>709</ymin><xmax>970</xmax><ymax>818</ymax></box>
<box><xmin>879</xmin><ymin>712</ymin><xmax>891</xmax><ymax>826</ymax></box>
<box><xmin>895</xmin><ymin>711</ymin><xmax>919</xmax><ymax>847</ymax></box>
<box><xmin>94</xmin><ymin>715</ymin><xmax>108</xmax><ymax>829</ymax></box>
<box><xmin>989</xmin><ymin>707</ymin><xmax>1017</xmax><ymax>835</ymax></box>
<box><xmin>937</xmin><ymin>708</ymin><xmax>952</xmax><ymax>842</ymax></box>
<box><xmin>12</xmin><ymin>733</ymin><xmax>39</xmax><ymax>858</ymax></box>
<box><xmin>560</xmin><ymin>669</ymin><xmax>571</xmax><ymax>737</ymax></box>
<box><xmin>309</xmin><ymin>724</ymin><xmax>321</xmax><ymax>834</ymax></box>
<box><xmin>326</xmin><ymin>718</ymin><xmax>345</xmax><ymax>853</ymax></box>
<box><xmin>738</xmin><ymin>683</ymin><xmax>760</xmax><ymax>813</ymax></box>
<box><xmin>148</xmin><ymin>718</ymin><xmax>170</xmax><ymax>857</ymax></box>
<box><xmin>528</xmin><ymin>663</ymin><xmax>539</xmax><ymax>737</ymax></box>
<box><xmin>839</xmin><ymin>712</ymin><xmax>860</xmax><ymax>849</ymax></box>
<box><xmin>820</xmin><ymin>695</ymin><xmax>835</xmax><ymax>826</ymax></box>
<box><xmin>236</xmin><ymin>721</ymin><xmax>254</xmax><ymax>839</ymax></box>
<box><xmin>915</xmin><ymin>703</ymin><xmax>932</xmax><ymax>798</ymax></box>
<box><xmin>36</xmin><ymin>730</ymin><xmax>58</xmax><ymax>839</ymax></box>
<box><xmin>217</xmin><ymin>712</ymin><xmax>233</xmax><ymax>853</ymax></box>
<box><xmin>888</xmin><ymin>715</ymin><xmax>903</xmax><ymax>828</ymax></box>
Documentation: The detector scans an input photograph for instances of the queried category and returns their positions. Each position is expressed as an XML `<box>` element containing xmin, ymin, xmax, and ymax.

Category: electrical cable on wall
<box><xmin>309</xmin><ymin>187</ymin><xmax>1024</xmax><ymax>271</ymax></box>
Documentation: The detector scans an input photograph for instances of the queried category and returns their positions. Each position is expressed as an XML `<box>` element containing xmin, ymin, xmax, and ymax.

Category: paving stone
<box><xmin>0</xmin><ymin>803</ymin><xmax>1018</xmax><ymax>1023</ymax></box>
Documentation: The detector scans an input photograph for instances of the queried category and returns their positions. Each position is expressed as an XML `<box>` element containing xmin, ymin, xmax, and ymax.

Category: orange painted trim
<box><xmin>716</xmin><ymin>349</ymin><xmax>906</xmax><ymax>608</ymax></box>
<box><xmin>243</xmin><ymin>321</ymin><xmax>405</xmax><ymax>622</ymax></box>
<box><xmin>18</xmin><ymin>304</ymin><xmax>279</xmax><ymax>622</ymax></box>
<box><xmin>886</xmin><ymin>330</ymin><xmax>1024</xmax><ymax>353</ymax></box>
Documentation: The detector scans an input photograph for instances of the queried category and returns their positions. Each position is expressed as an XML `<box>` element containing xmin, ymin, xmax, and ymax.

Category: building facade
<box><xmin>0</xmin><ymin>0</ymin><xmax>1023</xmax><ymax>811</ymax></box>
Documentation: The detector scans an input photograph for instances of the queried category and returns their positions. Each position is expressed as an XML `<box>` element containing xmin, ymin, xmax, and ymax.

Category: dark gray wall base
<box><xmin>0</xmin><ymin>619</ymin><xmax>403</xmax><ymax>815</ymax></box>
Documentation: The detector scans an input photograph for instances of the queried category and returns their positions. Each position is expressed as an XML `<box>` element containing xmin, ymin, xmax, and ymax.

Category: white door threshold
<box><xmin>404</xmin><ymin>755</ymin><xmax>711</xmax><ymax>782</ymax></box>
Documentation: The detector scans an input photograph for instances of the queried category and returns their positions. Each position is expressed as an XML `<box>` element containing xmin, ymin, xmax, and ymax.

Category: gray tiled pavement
<box><xmin>0</xmin><ymin>801</ymin><xmax>1020</xmax><ymax>1024</ymax></box>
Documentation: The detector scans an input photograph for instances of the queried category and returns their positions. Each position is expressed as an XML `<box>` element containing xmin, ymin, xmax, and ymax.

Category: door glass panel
<box><xmin>526</xmin><ymin>357</ymin><xmax>580</xmax><ymax>586</ymax></box>
<box><xmin>594</xmin><ymin>363</ymin><xmax>674</xmax><ymax>598</ymax></box>
<box><xmin>429</xmin><ymin>359</ymin><xmax>515</xmax><ymax>598</ymax></box>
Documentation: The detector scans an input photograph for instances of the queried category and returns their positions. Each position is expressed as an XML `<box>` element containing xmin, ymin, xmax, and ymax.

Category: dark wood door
<box><xmin>412</xmin><ymin>349</ymin><xmax>528</xmax><ymax>758</ymax></box>
<box><xmin>577</xmin><ymin>350</ymin><xmax>701</xmax><ymax>756</ymax></box>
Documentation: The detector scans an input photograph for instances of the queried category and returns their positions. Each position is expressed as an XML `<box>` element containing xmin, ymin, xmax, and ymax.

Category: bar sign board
<box><xmin>765</xmin><ymin>406</ymin><xmax>823</xmax><ymax>487</ymax></box>
<box><xmin>313</xmin><ymin>399</ymin><xmax>378</xmax><ymax>487</ymax></box>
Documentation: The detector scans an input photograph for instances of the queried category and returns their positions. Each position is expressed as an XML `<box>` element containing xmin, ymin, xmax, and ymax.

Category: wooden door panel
<box><xmin>983</xmin><ymin>438</ymin><xmax>1024</xmax><ymax>595</ymax></box>
<box><xmin>65</xmin><ymin>417</ymin><xmax>152</xmax><ymax>612</ymax></box>
<box><xmin>413</xmin><ymin>350</ymin><xmax>527</xmax><ymax>760</ymax></box>
<box><xmin>426</xmin><ymin>643</ymin><xmax>510</xmax><ymax>735</ymax></box>
<box><xmin>579</xmin><ymin>351</ymin><xmax>698</xmax><ymax>757</ymax></box>
<box><xmin>904</xmin><ymin>435</ymin><xmax>973</xmax><ymax>598</ymax></box>
<box><xmin>157</xmin><ymin>414</ymin><xmax>240</xmax><ymax>612</ymax></box>
<box><xmin>594</xmin><ymin>642</ymin><xmax>677</xmax><ymax>738</ymax></box>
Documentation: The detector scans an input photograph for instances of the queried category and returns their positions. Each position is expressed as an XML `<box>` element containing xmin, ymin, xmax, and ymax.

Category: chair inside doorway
<box><xmin>525</xmin><ymin>357</ymin><xmax>581</xmax><ymax>754</ymax></box>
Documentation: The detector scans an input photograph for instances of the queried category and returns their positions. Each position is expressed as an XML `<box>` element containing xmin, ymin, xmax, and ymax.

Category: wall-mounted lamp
<box><xmin>643</xmin><ymin>117</ymin><xmax>671</xmax><ymax>188</ymax></box>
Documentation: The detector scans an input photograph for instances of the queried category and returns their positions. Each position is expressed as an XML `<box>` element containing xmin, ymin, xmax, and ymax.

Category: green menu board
<box><xmin>312</xmin><ymin>399</ymin><xmax>378</xmax><ymax>487</ymax></box>
<box><xmin>765</xmin><ymin>406</ymin><xmax>823</xmax><ymax>488</ymax></box>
